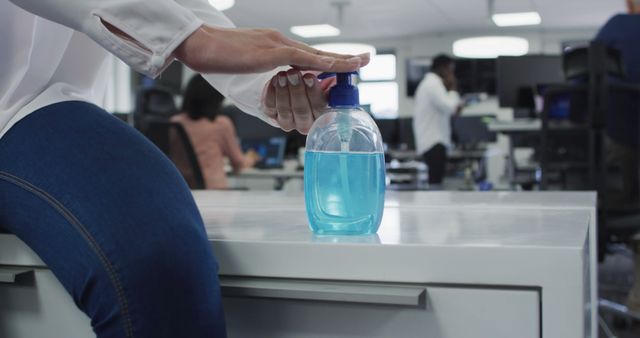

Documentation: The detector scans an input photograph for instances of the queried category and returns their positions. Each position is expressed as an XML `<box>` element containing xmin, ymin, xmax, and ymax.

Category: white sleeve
<box><xmin>9</xmin><ymin>0</ymin><xmax>203</xmax><ymax>78</ymax></box>
<box><xmin>428</xmin><ymin>78</ymin><xmax>461</xmax><ymax>115</ymax></box>
<box><xmin>174</xmin><ymin>0</ymin><xmax>281</xmax><ymax>127</ymax></box>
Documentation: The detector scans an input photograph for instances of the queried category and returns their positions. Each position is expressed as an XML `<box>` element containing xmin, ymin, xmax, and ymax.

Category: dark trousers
<box><xmin>423</xmin><ymin>143</ymin><xmax>447</xmax><ymax>184</ymax></box>
<box><xmin>0</xmin><ymin>102</ymin><xmax>226</xmax><ymax>338</ymax></box>
<box><xmin>605</xmin><ymin>135</ymin><xmax>639</xmax><ymax>203</ymax></box>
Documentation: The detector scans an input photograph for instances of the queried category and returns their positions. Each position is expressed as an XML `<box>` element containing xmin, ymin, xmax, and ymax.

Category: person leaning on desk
<box><xmin>412</xmin><ymin>54</ymin><xmax>464</xmax><ymax>185</ymax></box>
<box><xmin>171</xmin><ymin>74</ymin><xmax>260</xmax><ymax>190</ymax></box>
<box><xmin>0</xmin><ymin>1</ymin><xmax>369</xmax><ymax>337</ymax></box>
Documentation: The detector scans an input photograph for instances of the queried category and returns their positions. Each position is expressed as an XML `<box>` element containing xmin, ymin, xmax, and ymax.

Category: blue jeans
<box><xmin>0</xmin><ymin>102</ymin><xmax>226</xmax><ymax>338</ymax></box>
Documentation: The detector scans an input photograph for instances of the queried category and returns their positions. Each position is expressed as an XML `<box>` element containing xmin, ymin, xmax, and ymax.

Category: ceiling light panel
<box><xmin>492</xmin><ymin>12</ymin><xmax>542</xmax><ymax>27</ymax></box>
<box><xmin>290</xmin><ymin>24</ymin><xmax>341</xmax><ymax>38</ymax></box>
<box><xmin>208</xmin><ymin>0</ymin><xmax>235</xmax><ymax>11</ymax></box>
<box><xmin>453</xmin><ymin>36</ymin><xmax>529</xmax><ymax>59</ymax></box>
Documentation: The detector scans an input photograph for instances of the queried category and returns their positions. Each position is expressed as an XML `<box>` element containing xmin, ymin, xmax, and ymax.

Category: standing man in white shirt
<box><xmin>0</xmin><ymin>1</ymin><xmax>367</xmax><ymax>337</ymax></box>
<box><xmin>412</xmin><ymin>54</ymin><xmax>462</xmax><ymax>185</ymax></box>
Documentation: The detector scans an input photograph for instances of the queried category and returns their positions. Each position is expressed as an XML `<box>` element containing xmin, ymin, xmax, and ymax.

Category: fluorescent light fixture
<box><xmin>453</xmin><ymin>36</ymin><xmax>529</xmax><ymax>59</ymax></box>
<box><xmin>290</xmin><ymin>24</ymin><xmax>340</xmax><ymax>38</ymax></box>
<box><xmin>311</xmin><ymin>43</ymin><xmax>377</xmax><ymax>58</ymax></box>
<box><xmin>492</xmin><ymin>11</ymin><xmax>541</xmax><ymax>27</ymax></box>
<box><xmin>208</xmin><ymin>0</ymin><xmax>235</xmax><ymax>11</ymax></box>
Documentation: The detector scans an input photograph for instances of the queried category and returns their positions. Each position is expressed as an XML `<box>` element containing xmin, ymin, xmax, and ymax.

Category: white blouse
<box><xmin>0</xmin><ymin>0</ymin><xmax>277</xmax><ymax>139</ymax></box>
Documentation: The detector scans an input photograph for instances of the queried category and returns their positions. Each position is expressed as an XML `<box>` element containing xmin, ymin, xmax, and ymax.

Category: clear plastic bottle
<box><xmin>304</xmin><ymin>72</ymin><xmax>385</xmax><ymax>235</ymax></box>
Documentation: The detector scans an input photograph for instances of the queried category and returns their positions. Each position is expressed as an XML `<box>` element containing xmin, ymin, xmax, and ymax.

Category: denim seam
<box><xmin>0</xmin><ymin>171</ymin><xmax>135</xmax><ymax>338</ymax></box>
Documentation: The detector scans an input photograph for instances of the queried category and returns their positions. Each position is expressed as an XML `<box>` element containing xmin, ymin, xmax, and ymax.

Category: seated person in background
<box><xmin>412</xmin><ymin>54</ymin><xmax>463</xmax><ymax>185</ymax></box>
<box><xmin>595</xmin><ymin>0</ymin><xmax>640</xmax><ymax>313</ymax></box>
<box><xmin>171</xmin><ymin>75</ymin><xmax>259</xmax><ymax>189</ymax></box>
<box><xmin>595</xmin><ymin>0</ymin><xmax>640</xmax><ymax>204</ymax></box>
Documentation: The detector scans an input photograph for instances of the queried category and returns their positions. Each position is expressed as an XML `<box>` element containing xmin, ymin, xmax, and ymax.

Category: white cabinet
<box><xmin>0</xmin><ymin>270</ymin><xmax>539</xmax><ymax>338</ymax></box>
<box><xmin>222</xmin><ymin>278</ymin><xmax>539</xmax><ymax>338</ymax></box>
<box><xmin>0</xmin><ymin>268</ymin><xmax>93</xmax><ymax>338</ymax></box>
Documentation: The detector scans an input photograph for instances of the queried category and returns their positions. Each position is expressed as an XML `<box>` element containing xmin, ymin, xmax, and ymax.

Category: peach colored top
<box><xmin>171</xmin><ymin>113</ymin><xmax>253</xmax><ymax>189</ymax></box>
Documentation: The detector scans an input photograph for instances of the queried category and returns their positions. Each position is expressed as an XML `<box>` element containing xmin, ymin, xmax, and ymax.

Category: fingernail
<box><xmin>303</xmin><ymin>77</ymin><xmax>315</xmax><ymax>88</ymax></box>
<box><xmin>287</xmin><ymin>73</ymin><xmax>300</xmax><ymax>86</ymax></box>
<box><xmin>278</xmin><ymin>75</ymin><xmax>287</xmax><ymax>87</ymax></box>
<box><xmin>320</xmin><ymin>56</ymin><xmax>336</xmax><ymax>64</ymax></box>
<box><xmin>347</xmin><ymin>56</ymin><xmax>362</xmax><ymax>63</ymax></box>
<box><xmin>357</xmin><ymin>53</ymin><xmax>370</xmax><ymax>59</ymax></box>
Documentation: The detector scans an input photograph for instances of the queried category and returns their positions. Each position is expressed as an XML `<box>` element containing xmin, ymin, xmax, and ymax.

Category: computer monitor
<box><xmin>397</xmin><ymin>117</ymin><xmax>415</xmax><ymax>150</ymax></box>
<box><xmin>223</xmin><ymin>105</ymin><xmax>285</xmax><ymax>140</ymax></box>
<box><xmin>374</xmin><ymin>118</ymin><xmax>399</xmax><ymax>149</ymax></box>
<box><xmin>285</xmin><ymin>130</ymin><xmax>307</xmax><ymax>158</ymax></box>
<box><xmin>497</xmin><ymin>55</ymin><xmax>563</xmax><ymax>108</ymax></box>
<box><xmin>241</xmin><ymin>137</ymin><xmax>287</xmax><ymax>169</ymax></box>
<box><xmin>451</xmin><ymin>115</ymin><xmax>497</xmax><ymax>145</ymax></box>
<box><xmin>406</xmin><ymin>57</ymin><xmax>497</xmax><ymax>97</ymax></box>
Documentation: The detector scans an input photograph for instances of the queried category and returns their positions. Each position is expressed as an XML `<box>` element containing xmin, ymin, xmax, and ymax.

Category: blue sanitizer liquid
<box><xmin>304</xmin><ymin>150</ymin><xmax>385</xmax><ymax>235</ymax></box>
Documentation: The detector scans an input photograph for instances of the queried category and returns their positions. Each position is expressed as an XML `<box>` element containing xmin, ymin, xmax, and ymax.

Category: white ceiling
<box><xmin>222</xmin><ymin>0</ymin><xmax>625</xmax><ymax>42</ymax></box>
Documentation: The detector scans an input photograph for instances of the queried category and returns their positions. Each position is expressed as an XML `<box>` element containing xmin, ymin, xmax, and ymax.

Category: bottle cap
<box><xmin>318</xmin><ymin>72</ymin><xmax>359</xmax><ymax>107</ymax></box>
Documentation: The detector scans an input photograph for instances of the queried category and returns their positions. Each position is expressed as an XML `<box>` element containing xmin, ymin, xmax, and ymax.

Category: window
<box><xmin>357</xmin><ymin>53</ymin><xmax>398</xmax><ymax>119</ymax></box>
<box><xmin>104</xmin><ymin>56</ymin><xmax>133</xmax><ymax>113</ymax></box>
<box><xmin>360</xmin><ymin>54</ymin><xmax>397</xmax><ymax>81</ymax></box>
<box><xmin>358</xmin><ymin>82</ymin><xmax>399</xmax><ymax>119</ymax></box>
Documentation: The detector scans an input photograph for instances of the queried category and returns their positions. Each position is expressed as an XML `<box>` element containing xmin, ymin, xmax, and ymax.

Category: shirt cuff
<box><xmin>85</xmin><ymin>1</ymin><xmax>203</xmax><ymax>78</ymax></box>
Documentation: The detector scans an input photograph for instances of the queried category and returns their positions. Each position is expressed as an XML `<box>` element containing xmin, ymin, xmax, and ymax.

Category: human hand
<box><xmin>444</xmin><ymin>73</ymin><xmax>457</xmax><ymax>91</ymax></box>
<box><xmin>262</xmin><ymin>69</ymin><xmax>338</xmax><ymax>134</ymax></box>
<box><xmin>174</xmin><ymin>25</ymin><xmax>369</xmax><ymax>73</ymax></box>
<box><xmin>245</xmin><ymin>149</ymin><xmax>261</xmax><ymax>165</ymax></box>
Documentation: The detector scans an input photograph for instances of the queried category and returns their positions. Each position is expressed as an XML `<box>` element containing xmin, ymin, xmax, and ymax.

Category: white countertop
<box><xmin>192</xmin><ymin>191</ymin><xmax>592</xmax><ymax>283</ymax></box>
<box><xmin>200</xmin><ymin>192</ymin><xmax>589</xmax><ymax>249</ymax></box>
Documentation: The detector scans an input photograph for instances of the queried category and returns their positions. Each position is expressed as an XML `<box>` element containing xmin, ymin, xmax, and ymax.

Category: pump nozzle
<box><xmin>318</xmin><ymin>72</ymin><xmax>359</xmax><ymax>108</ymax></box>
<box><xmin>318</xmin><ymin>72</ymin><xmax>361</xmax><ymax>151</ymax></box>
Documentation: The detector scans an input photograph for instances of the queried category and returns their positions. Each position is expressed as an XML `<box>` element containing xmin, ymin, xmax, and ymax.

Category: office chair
<box><xmin>133</xmin><ymin>87</ymin><xmax>178</xmax><ymax>135</ymax></box>
<box><xmin>539</xmin><ymin>42</ymin><xmax>633</xmax><ymax>191</ymax></box>
<box><xmin>144</xmin><ymin>121</ymin><xmax>206</xmax><ymax>190</ymax></box>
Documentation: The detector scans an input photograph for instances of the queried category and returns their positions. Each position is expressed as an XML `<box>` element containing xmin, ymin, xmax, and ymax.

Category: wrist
<box><xmin>174</xmin><ymin>25</ymin><xmax>208</xmax><ymax>69</ymax></box>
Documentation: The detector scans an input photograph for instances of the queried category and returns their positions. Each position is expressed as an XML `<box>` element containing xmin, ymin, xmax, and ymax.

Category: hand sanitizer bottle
<box><xmin>304</xmin><ymin>72</ymin><xmax>385</xmax><ymax>235</ymax></box>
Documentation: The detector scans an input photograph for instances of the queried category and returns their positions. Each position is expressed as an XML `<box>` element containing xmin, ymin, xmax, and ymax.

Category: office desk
<box><xmin>488</xmin><ymin>119</ymin><xmax>542</xmax><ymax>133</ymax></box>
<box><xmin>0</xmin><ymin>191</ymin><xmax>596</xmax><ymax>338</ymax></box>
<box><xmin>228</xmin><ymin>159</ymin><xmax>303</xmax><ymax>190</ymax></box>
<box><xmin>232</xmin><ymin>167</ymin><xmax>304</xmax><ymax>180</ymax></box>
<box><xmin>488</xmin><ymin>119</ymin><xmax>540</xmax><ymax>186</ymax></box>
<box><xmin>489</xmin><ymin>119</ymin><xmax>588</xmax><ymax>187</ymax></box>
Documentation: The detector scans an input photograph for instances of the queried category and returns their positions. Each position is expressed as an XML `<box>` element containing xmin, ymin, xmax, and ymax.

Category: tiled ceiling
<box><xmin>222</xmin><ymin>0</ymin><xmax>626</xmax><ymax>41</ymax></box>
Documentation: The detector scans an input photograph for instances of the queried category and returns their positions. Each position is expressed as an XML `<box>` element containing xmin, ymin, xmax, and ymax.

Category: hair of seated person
<box><xmin>182</xmin><ymin>74</ymin><xmax>225</xmax><ymax>121</ymax></box>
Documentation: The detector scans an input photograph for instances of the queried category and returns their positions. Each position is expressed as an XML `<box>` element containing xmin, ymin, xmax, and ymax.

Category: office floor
<box><xmin>599</xmin><ymin>247</ymin><xmax>640</xmax><ymax>337</ymax></box>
